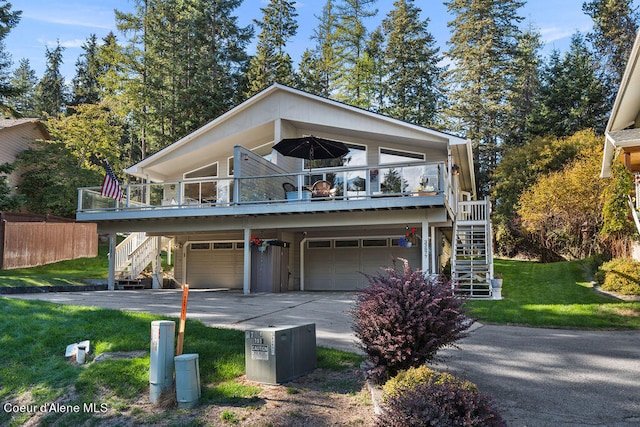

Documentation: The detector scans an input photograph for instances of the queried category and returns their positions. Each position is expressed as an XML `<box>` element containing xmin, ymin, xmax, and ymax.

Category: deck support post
<box><xmin>108</xmin><ymin>233</ymin><xmax>116</xmax><ymax>291</ymax></box>
<box><xmin>243</xmin><ymin>228</ymin><xmax>251</xmax><ymax>294</ymax></box>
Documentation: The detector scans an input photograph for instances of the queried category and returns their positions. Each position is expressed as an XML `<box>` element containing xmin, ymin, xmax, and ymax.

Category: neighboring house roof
<box><xmin>125</xmin><ymin>84</ymin><xmax>476</xmax><ymax>194</ymax></box>
<box><xmin>0</xmin><ymin>118</ymin><xmax>49</xmax><ymax>168</ymax></box>
<box><xmin>601</xmin><ymin>31</ymin><xmax>640</xmax><ymax>177</ymax></box>
<box><xmin>0</xmin><ymin>118</ymin><xmax>50</xmax><ymax>139</ymax></box>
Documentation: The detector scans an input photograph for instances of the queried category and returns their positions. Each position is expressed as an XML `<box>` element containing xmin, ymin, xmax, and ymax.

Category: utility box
<box><xmin>149</xmin><ymin>320</ymin><xmax>175</xmax><ymax>403</ymax></box>
<box><xmin>175</xmin><ymin>354</ymin><xmax>201</xmax><ymax>408</ymax></box>
<box><xmin>245</xmin><ymin>324</ymin><xmax>317</xmax><ymax>384</ymax></box>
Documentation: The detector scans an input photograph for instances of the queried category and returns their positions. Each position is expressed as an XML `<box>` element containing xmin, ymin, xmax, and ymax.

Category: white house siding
<box><xmin>304</xmin><ymin>239</ymin><xmax>421</xmax><ymax>291</ymax></box>
<box><xmin>185</xmin><ymin>243</ymin><xmax>244</xmax><ymax>289</ymax></box>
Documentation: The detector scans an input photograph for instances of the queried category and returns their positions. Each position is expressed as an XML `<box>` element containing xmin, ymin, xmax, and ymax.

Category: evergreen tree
<box><xmin>382</xmin><ymin>0</ymin><xmax>443</xmax><ymax>127</ymax></box>
<box><xmin>70</xmin><ymin>34</ymin><xmax>102</xmax><ymax>106</ymax></box>
<box><xmin>295</xmin><ymin>49</ymin><xmax>327</xmax><ymax>95</ymax></box>
<box><xmin>34</xmin><ymin>41</ymin><xmax>67</xmax><ymax>118</ymax></box>
<box><xmin>334</xmin><ymin>0</ymin><xmax>378</xmax><ymax>105</ymax></box>
<box><xmin>8</xmin><ymin>58</ymin><xmax>37</xmax><ymax>117</ymax></box>
<box><xmin>300</xmin><ymin>0</ymin><xmax>342</xmax><ymax>97</ymax></box>
<box><xmin>245</xmin><ymin>0</ymin><xmax>298</xmax><ymax>96</ymax></box>
<box><xmin>444</xmin><ymin>0</ymin><xmax>525</xmax><ymax>196</ymax></box>
<box><xmin>361</xmin><ymin>26</ymin><xmax>385</xmax><ymax>112</ymax></box>
<box><xmin>529</xmin><ymin>33</ymin><xmax>609</xmax><ymax>138</ymax></box>
<box><xmin>583</xmin><ymin>0</ymin><xmax>639</xmax><ymax>85</ymax></box>
<box><xmin>116</xmin><ymin>0</ymin><xmax>252</xmax><ymax>157</ymax></box>
<box><xmin>0</xmin><ymin>0</ymin><xmax>21</xmax><ymax>116</ymax></box>
<box><xmin>504</xmin><ymin>27</ymin><xmax>543</xmax><ymax>147</ymax></box>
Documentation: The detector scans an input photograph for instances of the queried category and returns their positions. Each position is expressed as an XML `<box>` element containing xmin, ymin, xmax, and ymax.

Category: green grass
<box><xmin>466</xmin><ymin>258</ymin><xmax>640</xmax><ymax>329</ymax></box>
<box><xmin>0</xmin><ymin>244</ymin><xmax>174</xmax><ymax>288</ymax></box>
<box><xmin>0</xmin><ymin>245</ymin><xmax>109</xmax><ymax>287</ymax></box>
<box><xmin>0</xmin><ymin>297</ymin><xmax>363</xmax><ymax>426</ymax></box>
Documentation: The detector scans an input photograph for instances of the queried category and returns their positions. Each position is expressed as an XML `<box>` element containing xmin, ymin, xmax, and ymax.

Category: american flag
<box><xmin>101</xmin><ymin>160</ymin><xmax>122</xmax><ymax>200</ymax></box>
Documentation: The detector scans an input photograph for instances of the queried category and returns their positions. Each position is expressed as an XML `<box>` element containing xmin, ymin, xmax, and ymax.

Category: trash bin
<box><xmin>175</xmin><ymin>353</ymin><xmax>201</xmax><ymax>408</ymax></box>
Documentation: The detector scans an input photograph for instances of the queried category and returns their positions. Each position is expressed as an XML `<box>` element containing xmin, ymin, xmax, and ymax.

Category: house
<box><xmin>76</xmin><ymin>84</ymin><xmax>496</xmax><ymax>298</ymax></box>
<box><xmin>0</xmin><ymin>118</ymin><xmax>50</xmax><ymax>189</ymax></box>
<box><xmin>601</xmin><ymin>30</ymin><xmax>640</xmax><ymax>244</ymax></box>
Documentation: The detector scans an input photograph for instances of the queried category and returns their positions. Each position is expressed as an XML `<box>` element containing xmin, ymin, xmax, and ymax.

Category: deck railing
<box><xmin>77</xmin><ymin>161</ymin><xmax>448</xmax><ymax>212</ymax></box>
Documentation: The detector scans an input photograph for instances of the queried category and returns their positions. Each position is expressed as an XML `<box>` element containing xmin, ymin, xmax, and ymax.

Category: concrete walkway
<box><xmin>6</xmin><ymin>289</ymin><xmax>640</xmax><ymax>426</ymax></box>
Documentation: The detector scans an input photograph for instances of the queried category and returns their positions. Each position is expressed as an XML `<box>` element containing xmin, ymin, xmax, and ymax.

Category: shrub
<box><xmin>599</xmin><ymin>258</ymin><xmax>640</xmax><ymax>296</ymax></box>
<box><xmin>351</xmin><ymin>259</ymin><xmax>472</xmax><ymax>382</ymax></box>
<box><xmin>382</xmin><ymin>366</ymin><xmax>477</xmax><ymax>398</ymax></box>
<box><xmin>376</xmin><ymin>380</ymin><xmax>506</xmax><ymax>427</ymax></box>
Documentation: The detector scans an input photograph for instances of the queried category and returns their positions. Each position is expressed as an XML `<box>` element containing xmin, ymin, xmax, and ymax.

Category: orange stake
<box><xmin>176</xmin><ymin>284</ymin><xmax>189</xmax><ymax>356</ymax></box>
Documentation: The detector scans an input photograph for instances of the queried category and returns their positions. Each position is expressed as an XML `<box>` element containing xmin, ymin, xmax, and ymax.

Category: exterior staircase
<box><xmin>112</xmin><ymin>232</ymin><xmax>171</xmax><ymax>289</ymax></box>
<box><xmin>452</xmin><ymin>197</ymin><xmax>495</xmax><ymax>299</ymax></box>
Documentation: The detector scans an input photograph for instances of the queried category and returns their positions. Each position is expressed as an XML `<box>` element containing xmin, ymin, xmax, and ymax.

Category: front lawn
<box><xmin>467</xmin><ymin>258</ymin><xmax>640</xmax><ymax>329</ymax></box>
<box><xmin>0</xmin><ymin>297</ymin><xmax>363</xmax><ymax>426</ymax></box>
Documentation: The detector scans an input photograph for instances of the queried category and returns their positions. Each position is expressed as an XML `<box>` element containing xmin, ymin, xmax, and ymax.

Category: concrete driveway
<box><xmin>6</xmin><ymin>289</ymin><xmax>640</xmax><ymax>426</ymax></box>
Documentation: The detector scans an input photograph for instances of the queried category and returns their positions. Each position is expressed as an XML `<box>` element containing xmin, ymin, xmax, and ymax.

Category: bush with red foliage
<box><xmin>351</xmin><ymin>258</ymin><xmax>472</xmax><ymax>382</ymax></box>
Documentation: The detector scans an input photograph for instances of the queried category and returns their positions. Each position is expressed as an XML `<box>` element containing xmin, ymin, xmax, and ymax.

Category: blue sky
<box><xmin>4</xmin><ymin>0</ymin><xmax>611</xmax><ymax>81</ymax></box>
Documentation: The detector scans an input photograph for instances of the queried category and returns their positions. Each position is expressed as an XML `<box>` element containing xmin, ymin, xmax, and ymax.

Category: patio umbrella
<box><xmin>273</xmin><ymin>135</ymin><xmax>349</xmax><ymax>162</ymax></box>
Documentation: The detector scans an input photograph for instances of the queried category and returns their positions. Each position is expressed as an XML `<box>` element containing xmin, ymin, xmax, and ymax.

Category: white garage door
<box><xmin>186</xmin><ymin>242</ymin><xmax>244</xmax><ymax>289</ymax></box>
<box><xmin>305</xmin><ymin>238</ymin><xmax>421</xmax><ymax>291</ymax></box>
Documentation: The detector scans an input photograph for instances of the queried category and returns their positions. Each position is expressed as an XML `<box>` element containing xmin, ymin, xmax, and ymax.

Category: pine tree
<box><xmin>361</xmin><ymin>26</ymin><xmax>385</xmax><ymax>112</ymax></box>
<box><xmin>34</xmin><ymin>41</ymin><xmax>67</xmax><ymax>118</ymax></box>
<box><xmin>583</xmin><ymin>0</ymin><xmax>639</xmax><ymax>85</ymax></box>
<box><xmin>0</xmin><ymin>0</ymin><xmax>21</xmax><ymax>116</ymax></box>
<box><xmin>8</xmin><ymin>58</ymin><xmax>37</xmax><ymax>117</ymax></box>
<box><xmin>246</xmin><ymin>0</ymin><xmax>298</xmax><ymax>96</ymax></box>
<box><xmin>529</xmin><ymin>33</ymin><xmax>609</xmax><ymax>138</ymax></box>
<box><xmin>504</xmin><ymin>27</ymin><xmax>543</xmax><ymax>147</ymax></box>
<box><xmin>299</xmin><ymin>0</ymin><xmax>342</xmax><ymax>97</ymax></box>
<box><xmin>334</xmin><ymin>0</ymin><xmax>378</xmax><ymax>105</ymax></box>
<box><xmin>70</xmin><ymin>34</ymin><xmax>102</xmax><ymax>106</ymax></box>
<box><xmin>444</xmin><ymin>0</ymin><xmax>525</xmax><ymax>196</ymax></box>
<box><xmin>382</xmin><ymin>0</ymin><xmax>443</xmax><ymax>127</ymax></box>
<box><xmin>115</xmin><ymin>0</ymin><xmax>252</xmax><ymax>157</ymax></box>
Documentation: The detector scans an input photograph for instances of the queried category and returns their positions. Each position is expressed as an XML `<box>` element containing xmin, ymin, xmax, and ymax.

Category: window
<box><xmin>379</xmin><ymin>148</ymin><xmax>425</xmax><ymax>165</ymax></box>
<box><xmin>362</xmin><ymin>239</ymin><xmax>388</xmax><ymax>247</ymax></box>
<box><xmin>335</xmin><ymin>240</ymin><xmax>359</xmax><ymax>248</ymax></box>
<box><xmin>306</xmin><ymin>142</ymin><xmax>367</xmax><ymax>170</ymax></box>
<box><xmin>190</xmin><ymin>243</ymin><xmax>210</xmax><ymax>250</ymax></box>
<box><xmin>213</xmin><ymin>242</ymin><xmax>234</xmax><ymax>250</ymax></box>
<box><xmin>308</xmin><ymin>240</ymin><xmax>332</xmax><ymax>248</ymax></box>
<box><xmin>184</xmin><ymin>162</ymin><xmax>218</xmax><ymax>179</ymax></box>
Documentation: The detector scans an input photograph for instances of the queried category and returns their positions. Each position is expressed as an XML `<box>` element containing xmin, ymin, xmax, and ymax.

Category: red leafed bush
<box><xmin>375</xmin><ymin>380</ymin><xmax>506</xmax><ymax>427</ymax></box>
<box><xmin>351</xmin><ymin>258</ymin><xmax>472</xmax><ymax>382</ymax></box>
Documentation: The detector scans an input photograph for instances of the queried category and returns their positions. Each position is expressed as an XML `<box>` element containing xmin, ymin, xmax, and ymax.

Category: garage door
<box><xmin>186</xmin><ymin>242</ymin><xmax>244</xmax><ymax>289</ymax></box>
<box><xmin>305</xmin><ymin>238</ymin><xmax>421</xmax><ymax>291</ymax></box>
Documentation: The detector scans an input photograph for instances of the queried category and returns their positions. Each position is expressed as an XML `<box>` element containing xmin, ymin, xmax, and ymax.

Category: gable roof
<box><xmin>126</xmin><ymin>84</ymin><xmax>473</xmax><ymax>189</ymax></box>
<box><xmin>0</xmin><ymin>118</ymin><xmax>50</xmax><ymax>139</ymax></box>
<box><xmin>601</xmin><ymin>31</ymin><xmax>640</xmax><ymax>177</ymax></box>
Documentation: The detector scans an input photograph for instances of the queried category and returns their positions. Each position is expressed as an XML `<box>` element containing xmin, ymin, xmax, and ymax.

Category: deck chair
<box><xmin>283</xmin><ymin>182</ymin><xmax>297</xmax><ymax>198</ymax></box>
<box><xmin>311</xmin><ymin>180</ymin><xmax>336</xmax><ymax>198</ymax></box>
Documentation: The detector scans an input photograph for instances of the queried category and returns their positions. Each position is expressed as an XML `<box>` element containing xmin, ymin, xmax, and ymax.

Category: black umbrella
<box><xmin>273</xmin><ymin>135</ymin><xmax>349</xmax><ymax>162</ymax></box>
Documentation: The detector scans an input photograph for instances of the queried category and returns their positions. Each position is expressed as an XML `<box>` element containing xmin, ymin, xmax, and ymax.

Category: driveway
<box><xmin>6</xmin><ymin>289</ymin><xmax>640</xmax><ymax>426</ymax></box>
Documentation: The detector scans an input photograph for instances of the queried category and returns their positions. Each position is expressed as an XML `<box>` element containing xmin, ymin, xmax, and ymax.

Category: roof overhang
<box><xmin>125</xmin><ymin>84</ymin><xmax>469</xmax><ymax>182</ymax></box>
<box><xmin>601</xmin><ymin>31</ymin><xmax>640</xmax><ymax>177</ymax></box>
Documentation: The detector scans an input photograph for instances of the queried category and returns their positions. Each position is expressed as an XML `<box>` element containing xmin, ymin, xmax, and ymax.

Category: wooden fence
<box><xmin>0</xmin><ymin>213</ymin><xmax>97</xmax><ymax>269</ymax></box>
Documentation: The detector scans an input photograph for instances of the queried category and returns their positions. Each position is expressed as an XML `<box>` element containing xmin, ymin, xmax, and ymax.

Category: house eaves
<box><xmin>125</xmin><ymin>84</ymin><xmax>467</xmax><ymax>182</ymax></box>
<box><xmin>601</xmin><ymin>31</ymin><xmax>640</xmax><ymax>178</ymax></box>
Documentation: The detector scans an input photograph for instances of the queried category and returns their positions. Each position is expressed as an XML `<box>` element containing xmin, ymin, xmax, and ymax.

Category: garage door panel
<box><xmin>186</xmin><ymin>247</ymin><xmax>243</xmax><ymax>289</ymax></box>
<box><xmin>306</xmin><ymin>242</ymin><xmax>421</xmax><ymax>291</ymax></box>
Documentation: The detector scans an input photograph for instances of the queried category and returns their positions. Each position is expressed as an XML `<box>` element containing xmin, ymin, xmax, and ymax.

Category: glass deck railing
<box><xmin>77</xmin><ymin>162</ymin><xmax>447</xmax><ymax>212</ymax></box>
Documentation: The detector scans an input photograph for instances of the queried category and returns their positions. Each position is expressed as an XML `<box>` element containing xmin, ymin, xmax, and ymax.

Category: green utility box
<box><xmin>245</xmin><ymin>324</ymin><xmax>317</xmax><ymax>384</ymax></box>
